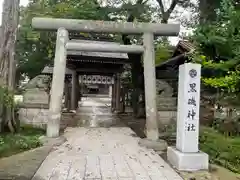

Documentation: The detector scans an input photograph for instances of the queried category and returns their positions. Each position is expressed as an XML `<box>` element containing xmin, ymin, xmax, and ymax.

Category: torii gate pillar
<box><xmin>143</xmin><ymin>33</ymin><xmax>159</xmax><ymax>140</ymax></box>
<box><xmin>48</xmin><ymin>28</ymin><xmax>68</xmax><ymax>137</ymax></box>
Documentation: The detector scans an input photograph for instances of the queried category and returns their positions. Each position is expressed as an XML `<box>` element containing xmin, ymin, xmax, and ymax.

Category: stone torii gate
<box><xmin>32</xmin><ymin>17</ymin><xmax>180</xmax><ymax>140</ymax></box>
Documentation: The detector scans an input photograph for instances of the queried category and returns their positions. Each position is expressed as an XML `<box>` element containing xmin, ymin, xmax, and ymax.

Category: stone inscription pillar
<box><xmin>143</xmin><ymin>33</ymin><xmax>159</xmax><ymax>140</ymax></box>
<box><xmin>167</xmin><ymin>63</ymin><xmax>208</xmax><ymax>171</ymax></box>
<box><xmin>48</xmin><ymin>28</ymin><xmax>68</xmax><ymax>137</ymax></box>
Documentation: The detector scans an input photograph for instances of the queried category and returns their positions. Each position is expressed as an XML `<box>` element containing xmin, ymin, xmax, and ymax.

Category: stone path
<box><xmin>32</xmin><ymin>96</ymin><xmax>183</xmax><ymax>180</ymax></box>
<box><xmin>76</xmin><ymin>97</ymin><xmax>123</xmax><ymax>128</ymax></box>
<box><xmin>32</xmin><ymin>127</ymin><xmax>183</xmax><ymax>180</ymax></box>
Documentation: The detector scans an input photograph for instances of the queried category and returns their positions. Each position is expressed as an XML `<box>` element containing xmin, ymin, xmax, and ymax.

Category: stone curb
<box><xmin>138</xmin><ymin>138</ymin><xmax>168</xmax><ymax>151</ymax></box>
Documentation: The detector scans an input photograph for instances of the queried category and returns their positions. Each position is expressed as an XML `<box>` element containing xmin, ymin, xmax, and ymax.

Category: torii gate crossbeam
<box><xmin>32</xmin><ymin>17</ymin><xmax>179</xmax><ymax>36</ymax></box>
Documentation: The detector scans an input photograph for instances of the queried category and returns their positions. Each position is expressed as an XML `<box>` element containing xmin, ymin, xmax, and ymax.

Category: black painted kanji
<box><xmin>186</xmin><ymin>123</ymin><xmax>196</xmax><ymax>131</ymax></box>
<box><xmin>188</xmin><ymin>83</ymin><xmax>197</xmax><ymax>93</ymax></box>
<box><xmin>187</xmin><ymin>109</ymin><xmax>196</xmax><ymax>120</ymax></box>
<box><xmin>188</xmin><ymin>97</ymin><xmax>196</xmax><ymax>106</ymax></box>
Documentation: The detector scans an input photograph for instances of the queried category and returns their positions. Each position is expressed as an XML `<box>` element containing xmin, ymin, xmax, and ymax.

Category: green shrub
<box><xmin>0</xmin><ymin>126</ymin><xmax>45</xmax><ymax>158</ymax></box>
<box><xmin>200</xmin><ymin>126</ymin><xmax>240</xmax><ymax>173</ymax></box>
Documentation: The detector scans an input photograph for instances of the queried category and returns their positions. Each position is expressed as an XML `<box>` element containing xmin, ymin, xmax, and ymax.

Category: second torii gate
<box><xmin>32</xmin><ymin>17</ymin><xmax>180</xmax><ymax>140</ymax></box>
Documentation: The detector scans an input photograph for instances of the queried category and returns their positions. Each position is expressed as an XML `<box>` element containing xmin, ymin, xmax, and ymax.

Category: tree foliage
<box><xmin>198</xmin><ymin>0</ymin><xmax>221</xmax><ymax>24</ymax></box>
<box><xmin>17</xmin><ymin>0</ymin><xmax>112</xmax><ymax>79</ymax></box>
<box><xmin>155</xmin><ymin>44</ymin><xmax>173</xmax><ymax>66</ymax></box>
<box><xmin>191</xmin><ymin>0</ymin><xmax>240</xmax><ymax>94</ymax></box>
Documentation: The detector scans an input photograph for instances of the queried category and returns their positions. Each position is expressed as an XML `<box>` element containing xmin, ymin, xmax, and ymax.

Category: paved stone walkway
<box><xmin>32</xmin><ymin>96</ymin><xmax>183</xmax><ymax>180</ymax></box>
<box><xmin>32</xmin><ymin>127</ymin><xmax>183</xmax><ymax>180</ymax></box>
<box><xmin>76</xmin><ymin>97</ymin><xmax>123</xmax><ymax>128</ymax></box>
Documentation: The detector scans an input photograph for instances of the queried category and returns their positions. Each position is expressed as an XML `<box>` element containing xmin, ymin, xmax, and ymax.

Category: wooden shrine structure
<box><xmin>32</xmin><ymin>17</ymin><xmax>180</xmax><ymax>140</ymax></box>
<box><xmin>41</xmin><ymin>39</ymin><xmax>127</xmax><ymax>112</ymax></box>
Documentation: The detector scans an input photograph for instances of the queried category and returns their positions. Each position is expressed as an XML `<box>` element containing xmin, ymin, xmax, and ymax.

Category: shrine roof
<box><xmin>156</xmin><ymin>40</ymin><xmax>194</xmax><ymax>70</ymax></box>
<box><xmin>172</xmin><ymin>40</ymin><xmax>195</xmax><ymax>57</ymax></box>
<box><xmin>41</xmin><ymin>66</ymin><xmax>73</xmax><ymax>75</ymax></box>
<box><xmin>67</xmin><ymin>40</ymin><xmax>129</xmax><ymax>60</ymax></box>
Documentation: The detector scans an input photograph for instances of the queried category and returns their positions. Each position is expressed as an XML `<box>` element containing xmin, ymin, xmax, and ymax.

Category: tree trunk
<box><xmin>0</xmin><ymin>0</ymin><xmax>20</xmax><ymax>132</ymax></box>
<box><xmin>199</xmin><ymin>0</ymin><xmax>220</xmax><ymax>24</ymax></box>
<box><xmin>156</xmin><ymin>0</ymin><xmax>178</xmax><ymax>42</ymax></box>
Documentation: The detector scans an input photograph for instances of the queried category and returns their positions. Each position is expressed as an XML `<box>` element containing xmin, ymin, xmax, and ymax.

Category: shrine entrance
<box><xmin>32</xmin><ymin>17</ymin><xmax>180</xmax><ymax>140</ymax></box>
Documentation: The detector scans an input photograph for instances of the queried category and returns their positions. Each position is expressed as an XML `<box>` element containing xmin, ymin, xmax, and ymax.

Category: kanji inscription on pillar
<box><xmin>176</xmin><ymin>63</ymin><xmax>201</xmax><ymax>153</ymax></box>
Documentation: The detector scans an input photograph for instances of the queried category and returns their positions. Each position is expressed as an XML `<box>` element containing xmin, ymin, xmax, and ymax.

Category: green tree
<box><xmin>199</xmin><ymin>0</ymin><xmax>221</xmax><ymax>24</ymax></box>
<box><xmin>155</xmin><ymin>44</ymin><xmax>173</xmax><ymax>66</ymax></box>
<box><xmin>192</xmin><ymin>0</ymin><xmax>240</xmax><ymax>96</ymax></box>
<box><xmin>16</xmin><ymin>0</ymin><xmax>111</xmax><ymax>80</ymax></box>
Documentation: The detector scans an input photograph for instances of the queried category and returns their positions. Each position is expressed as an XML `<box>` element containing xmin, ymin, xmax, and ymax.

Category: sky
<box><xmin>0</xmin><ymin>0</ymin><xmax>193</xmax><ymax>45</ymax></box>
<box><xmin>0</xmin><ymin>0</ymin><xmax>29</xmax><ymax>23</ymax></box>
<box><xmin>0</xmin><ymin>0</ymin><xmax>29</xmax><ymax>8</ymax></box>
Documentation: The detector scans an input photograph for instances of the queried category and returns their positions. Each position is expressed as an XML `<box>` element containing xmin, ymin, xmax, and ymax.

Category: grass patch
<box><xmin>0</xmin><ymin>125</ymin><xmax>45</xmax><ymax>158</ymax></box>
<box><xmin>200</xmin><ymin>126</ymin><xmax>240</xmax><ymax>174</ymax></box>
